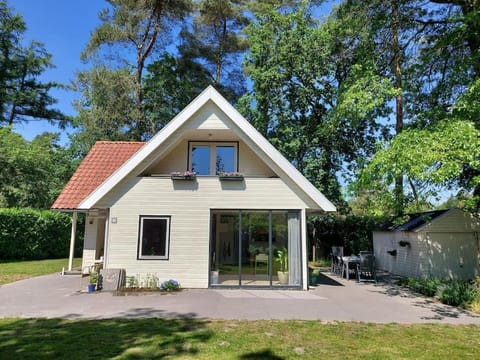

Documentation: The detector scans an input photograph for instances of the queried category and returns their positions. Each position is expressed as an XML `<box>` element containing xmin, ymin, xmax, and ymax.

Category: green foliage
<box><xmin>160</xmin><ymin>279</ymin><xmax>180</xmax><ymax>291</ymax></box>
<box><xmin>0</xmin><ymin>128</ymin><xmax>78</xmax><ymax>208</ymax></box>
<box><xmin>0</xmin><ymin>258</ymin><xmax>82</xmax><ymax>285</ymax></box>
<box><xmin>71</xmin><ymin>66</ymin><xmax>139</xmax><ymax>153</ymax></box>
<box><xmin>182</xmin><ymin>0</ymin><xmax>248</xmax><ymax>91</ymax></box>
<box><xmin>309</xmin><ymin>215</ymin><xmax>381</xmax><ymax>259</ymax></box>
<box><xmin>403</xmin><ymin>278</ymin><xmax>442</xmax><ymax>298</ymax></box>
<box><xmin>274</xmin><ymin>247</ymin><xmax>288</xmax><ymax>272</ymax></box>
<box><xmin>1</xmin><ymin>318</ymin><xmax>480</xmax><ymax>359</ymax></box>
<box><xmin>0</xmin><ymin>0</ymin><xmax>65</xmax><ymax>126</ymax></box>
<box><xmin>437</xmin><ymin>281</ymin><xmax>479</xmax><ymax>307</ymax></box>
<box><xmin>79</xmin><ymin>0</ymin><xmax>193</xmax><ymax>141</ymax></box>
<box><xmin>243</xmin><ymin>4</ymin><xmax>392</xmax><ymax>209</ymax></box>
<box><xmin>356</xmin><ymin>120</ymin><xmax>480</xmax><ymax>215</ymax></box>
<box><xmin>142</xmin><ymin>53</ymin><xmax>213</xmax><ymax>134</ymax></box>
<box><xmin>0</xmin><ymin>208</ymin><xmax>83</xmax><ymax>260</ymax></box>
<box><xmin>401</xmin><ymin>277</ymin><xmax>479</xmax><ymax>308</ymax></box>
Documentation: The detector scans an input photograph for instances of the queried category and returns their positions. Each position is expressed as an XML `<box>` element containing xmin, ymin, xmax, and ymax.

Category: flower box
<box><xmin>218</xmin><ymin>172</ymin><xmax>244</xmax><ymax>181</ymax></box>
<box><xmin>171</xmin><ymin>171</ymin><xmax>196</xmax><ymax>181</ymax></box>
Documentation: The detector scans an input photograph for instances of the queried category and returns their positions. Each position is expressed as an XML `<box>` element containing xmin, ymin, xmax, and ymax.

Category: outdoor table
<box><xmin>342</xmin><ymin>255</ymin><xmax>360</xmax><ymax>280</ymax></box>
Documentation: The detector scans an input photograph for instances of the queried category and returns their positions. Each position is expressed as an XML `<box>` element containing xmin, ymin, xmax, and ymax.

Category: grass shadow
<box><xmin>0</xmin><ymin>317</ymin><xmax>212</xmax><ymax>359</ymax></box>
<box><xmin>239</xmin><ymin>348</ymin><xmax>284</xmax><ymax>359</ymax></box>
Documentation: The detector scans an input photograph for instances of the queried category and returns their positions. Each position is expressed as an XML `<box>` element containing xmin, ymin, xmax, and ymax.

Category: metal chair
<box><xmin>356</xmin><ymin>252</ymin><xmax>376</xmax><ymax>283</ymax></box>
<box><xmin>330</xmin><ymin>246</ymin><xmax>344</xmax><ymax>276</ymax></box>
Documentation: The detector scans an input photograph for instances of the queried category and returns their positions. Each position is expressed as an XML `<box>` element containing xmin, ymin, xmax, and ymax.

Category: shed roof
<box><xmin>51</xmin><ymin>141</ymin><xmax>144</xmax><ymax>210</ymax></box>
<box><xmin>377</xmin><ymin>209</ymin><xmax>451</xmax><ymax>232</ymax></box>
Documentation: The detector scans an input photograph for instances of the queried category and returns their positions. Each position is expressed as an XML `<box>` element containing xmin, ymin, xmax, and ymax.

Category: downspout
<box><xmin>68</xmin><ymin>211</ymin><xmax>77</xmax><ymax>271</ymax></box>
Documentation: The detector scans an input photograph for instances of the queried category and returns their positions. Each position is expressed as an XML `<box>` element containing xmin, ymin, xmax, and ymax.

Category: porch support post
<box><xmin>301</xmin><ymin>209</ymin><xmax>308</xmax><ymax>290</ymax></box>
<box><xmin>68</xmin><ymin>211</ymin><xmax>78</xmax><ymax>271</ymax></box>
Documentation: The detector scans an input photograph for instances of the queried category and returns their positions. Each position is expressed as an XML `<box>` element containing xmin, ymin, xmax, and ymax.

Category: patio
<box><xmin>0</xmin><ymin>270</ymin><xmax>479</xmax><ymax>324</ymax></box>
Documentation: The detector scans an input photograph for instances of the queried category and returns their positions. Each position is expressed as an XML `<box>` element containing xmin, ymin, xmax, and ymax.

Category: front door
<box><xmin>210</xmin><ymin>210</ymin><xmax>301</xmax><ymax>287</ymax></box>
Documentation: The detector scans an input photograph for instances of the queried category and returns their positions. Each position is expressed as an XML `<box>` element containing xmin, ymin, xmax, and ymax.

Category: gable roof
<box><xmin>78</xmin><ymin>86</ymin><xmax>336</xmax><ymax>212</ymax></box>
<box><xmin>51</xmin><ymin>141</ymin><xmax>144</xmax><ymax>210</ymax></box>
<box><xmin>376</xmin><ymin>209</ymin><xmax>451</xmax><ymax>232</ymax></box>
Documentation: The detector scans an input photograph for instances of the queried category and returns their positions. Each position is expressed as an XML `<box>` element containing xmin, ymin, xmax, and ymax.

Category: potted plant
<box><xmin>87</xmin><ymin>272</ymin><xmax>98</xmax><ymax>293</ymax></box>
<box><xmin>218</xmin><ymin>171</ymin><xmax>244</xmax><ymax>181</ymax></box>
<box><xmin>275</xmin><ymin>247</ymin><xmax>288</xmax><ymax>285</ymax></box>
<box><xmin>171</xmin><ymin>171</ymin><xmax>196</xmax><ymax>180</ymax></box>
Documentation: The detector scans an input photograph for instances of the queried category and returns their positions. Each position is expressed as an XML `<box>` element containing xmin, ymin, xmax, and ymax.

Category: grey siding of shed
<box><xmin>373</xmin><ymin>209</ymin><xmax>480</xmax><ymax>280</ymax></box>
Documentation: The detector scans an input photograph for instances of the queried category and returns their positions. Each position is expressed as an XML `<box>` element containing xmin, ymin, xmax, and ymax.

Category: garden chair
<box><xmin>255</xmin><ymin>253</ymin><xmax>269</xmax><ymax>275</ymax></box>
<box><xmin>356</xmin><ymin>252</ymin><xmax>376</xmax><ymax>283</ymax></box>
<box><xmin>330</xmin><ymin>246</ymin><xmax>344</xmax><ymax>276</ymax></box>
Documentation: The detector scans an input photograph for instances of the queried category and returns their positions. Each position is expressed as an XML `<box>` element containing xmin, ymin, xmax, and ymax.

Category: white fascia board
<box><xmin>79</xmin><ymin>85</ymin><xmax>336</xmax><ymax>212</ymax></box>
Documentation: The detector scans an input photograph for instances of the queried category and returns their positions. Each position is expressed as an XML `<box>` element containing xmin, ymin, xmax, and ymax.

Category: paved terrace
<box><xmin>1</xmin><ymin>270</ymin><xmax>479</xmax><ymax>324</ymax></box>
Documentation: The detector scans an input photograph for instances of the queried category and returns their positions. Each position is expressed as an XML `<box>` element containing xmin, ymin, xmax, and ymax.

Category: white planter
<box><xmin>277</xmin><ymin>271</ymin><xmax>289</xmax><ymax>285</ymax></box>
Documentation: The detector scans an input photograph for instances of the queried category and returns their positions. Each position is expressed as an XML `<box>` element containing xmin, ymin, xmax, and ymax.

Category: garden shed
<box><xmin>373</xmin><ymin>208</ymin><xmax>480</xmax><ymax>280</ymax></box>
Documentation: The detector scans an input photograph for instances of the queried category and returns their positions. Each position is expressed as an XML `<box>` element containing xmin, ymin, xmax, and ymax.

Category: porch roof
<box><xmin>51</xmin><ymin>141</ymin><xmax>144</xmax><ymax>210</ymax></box>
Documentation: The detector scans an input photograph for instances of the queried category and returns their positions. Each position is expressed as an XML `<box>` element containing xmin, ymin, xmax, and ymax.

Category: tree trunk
<box><xmin>392</xmin><ymin>0</ymin><xmax>404</xmax><ymax>215</ymax></box>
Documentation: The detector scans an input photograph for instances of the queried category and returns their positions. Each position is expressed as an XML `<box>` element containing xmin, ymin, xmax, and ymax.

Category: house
<box><xmin>373</xmin><ymin>209</ymin><xmax>480</xmax><ymax>280</ymax></box>
<box><xmin>52</xmin><ymin>86</ymin><xmax>336</xmax><ymax>289</ymax></box>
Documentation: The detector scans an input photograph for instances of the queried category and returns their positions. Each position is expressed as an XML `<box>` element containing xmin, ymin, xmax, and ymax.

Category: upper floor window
<box><xmin>189</xmin><ymin>142</ymin><xmax>238</xmax><ymax>175</ymax></box>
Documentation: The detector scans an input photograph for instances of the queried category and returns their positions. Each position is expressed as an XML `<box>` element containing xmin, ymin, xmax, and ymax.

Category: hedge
<box><xmin>0</xmin><ymin>208</ymin><xmax>84</xmax><ymax>260</ymax></box>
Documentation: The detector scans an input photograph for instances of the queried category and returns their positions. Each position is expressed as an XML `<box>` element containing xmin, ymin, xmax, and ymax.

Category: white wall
<box><xmin>374</xmin><ymin>210</ymin><xmax>480</xmax><ymax>279</ymax></box>
<box><xmin>103</xmin><ymin>177</ymin><xmax>309</xmax><ymax>288</ymax></box>
<box><xmin>81</xmin><ymin>215</ymin><xmax>97</xmax><ymax>272</ymax></box>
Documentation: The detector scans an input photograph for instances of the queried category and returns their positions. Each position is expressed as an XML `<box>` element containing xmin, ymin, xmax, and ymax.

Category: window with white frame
<box><xmin>138</xmin><ymin>216</ymin><xmax>170</xmax><ymax>260</ymax></box>
<box><xmin>189</xmin><ymin>142</ymin><xmax>238</xmax><ymax>175</ymax></box>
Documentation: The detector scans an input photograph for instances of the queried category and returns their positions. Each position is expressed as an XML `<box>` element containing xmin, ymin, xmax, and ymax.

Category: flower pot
<box><xmin>277</xmin><ymin>271</ymin><xmax>289</xmax><ymax>285</ymax></box>
<box><xmin>87</xmin><ymin>284</ymin><xmax>96</xmax><ymax>293</ymax></box>
<box><xmin>171</xmin><ymin>175</ymin><xmax>196</xmax><ymax>181</ymax></box>
<box><xmin>219</xmin><ymin>175</ymin><xmax>244</xmax><ymax>181</ymax></box>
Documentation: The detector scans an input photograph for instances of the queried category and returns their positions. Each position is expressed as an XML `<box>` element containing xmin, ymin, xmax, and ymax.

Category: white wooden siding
<box><xmin>239</xmin><ymin>142</ymin><xmax>276</xmax><ymax>177</ymax></box>
<box><xmin>374</xmin><ymin>217</ymin><xmax>480</xmax><ymax>280</ymax></box>
<box><xmin>104</xmin><ymin>177</ymin><xmax>309</xmax><ymax>288</ymax></box>
<box><xmin>187</xmin><ymin>100</ymin><xmax>230</xmax><ymax>130</ymax></box>
<box><xmin>422</xmin><ymin>209</ymin><xmax>480</xmax><ymax>233</ymax></box>
<box><xmin>82</xmin><ymin>216</ymin><xmax>97</xmax><ymax>271</ymax></box>
<box><xmin>147</xmin><ymin>139</ymin><xmax>189</xmax><ymax>174</ymax></box>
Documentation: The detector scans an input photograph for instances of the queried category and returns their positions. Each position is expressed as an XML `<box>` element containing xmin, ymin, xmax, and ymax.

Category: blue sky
<box><xmin>10</xmin><ymin>0</ymin><xmax>106</xmax><ymax>142</ymax></box>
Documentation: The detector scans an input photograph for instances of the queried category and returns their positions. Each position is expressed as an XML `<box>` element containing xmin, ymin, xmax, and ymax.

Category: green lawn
<box><xmin>0</xmin><ymin>318</ymin><xmax>479</xmax><ymax>359</ymax></box>
<box><xmin>0</xmin><ymin>258</ymin><xmax>82</xmax><ymax>285</ymax></box>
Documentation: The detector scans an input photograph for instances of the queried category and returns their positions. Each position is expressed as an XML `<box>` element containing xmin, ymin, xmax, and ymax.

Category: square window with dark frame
<box><xmin>138</xmin><ymin>216</ymin><xmax>170</xmax><ymax>260</ymax></box>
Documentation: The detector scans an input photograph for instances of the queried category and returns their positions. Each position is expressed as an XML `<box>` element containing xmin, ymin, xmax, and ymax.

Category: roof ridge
<box><xmin>94</xmin><ymin>141</ymin><xmax>146</xmax><ymax>144</ymax></box>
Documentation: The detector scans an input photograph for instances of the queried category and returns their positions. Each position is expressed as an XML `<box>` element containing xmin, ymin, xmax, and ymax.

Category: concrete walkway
<box><xmin>1</xmin><ymin>271</ymin><xmax>480</xmax><ymax>324</ymax></box>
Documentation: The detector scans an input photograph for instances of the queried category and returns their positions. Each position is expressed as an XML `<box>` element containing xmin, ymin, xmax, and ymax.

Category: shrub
<box><xmin>469</xmin><ymin>292</ymin><xmax>480</xmax><ymax>313</ymax></box>
<box><xmin>436</xmin><ymin>281</ymin><xmax>479</xmax><ymax>307</ymax></box>
<box><xmin>160</xmin><ymin>279</ymin><xmax>180</xmax><ymax>292</ymax></box>
<box><xmin>0</xmin><ymin>208</ymin><xmax>83</xmax><ymax>260</ymax></box>
<box><xmin>401</xmin><ymin>277</ymin><xmax>479</xmax><ymax>308</ymax></box>
<box><xmin>407</xmin><ymin>278</ymin><xmax>442</xmax><ymax>297</ymax></box>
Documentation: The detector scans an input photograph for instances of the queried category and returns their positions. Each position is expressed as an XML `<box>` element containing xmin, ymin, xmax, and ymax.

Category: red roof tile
<box><xmin>51</xmin><ymin>141</ymin><xmax>145</xmax><ymax>210</ymax></box>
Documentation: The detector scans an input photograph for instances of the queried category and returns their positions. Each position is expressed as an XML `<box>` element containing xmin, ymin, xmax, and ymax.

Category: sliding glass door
<box><xmin>210</xmin><ymin>210</ymin><xmax>301</xmax><ymax>287</ymax></box>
